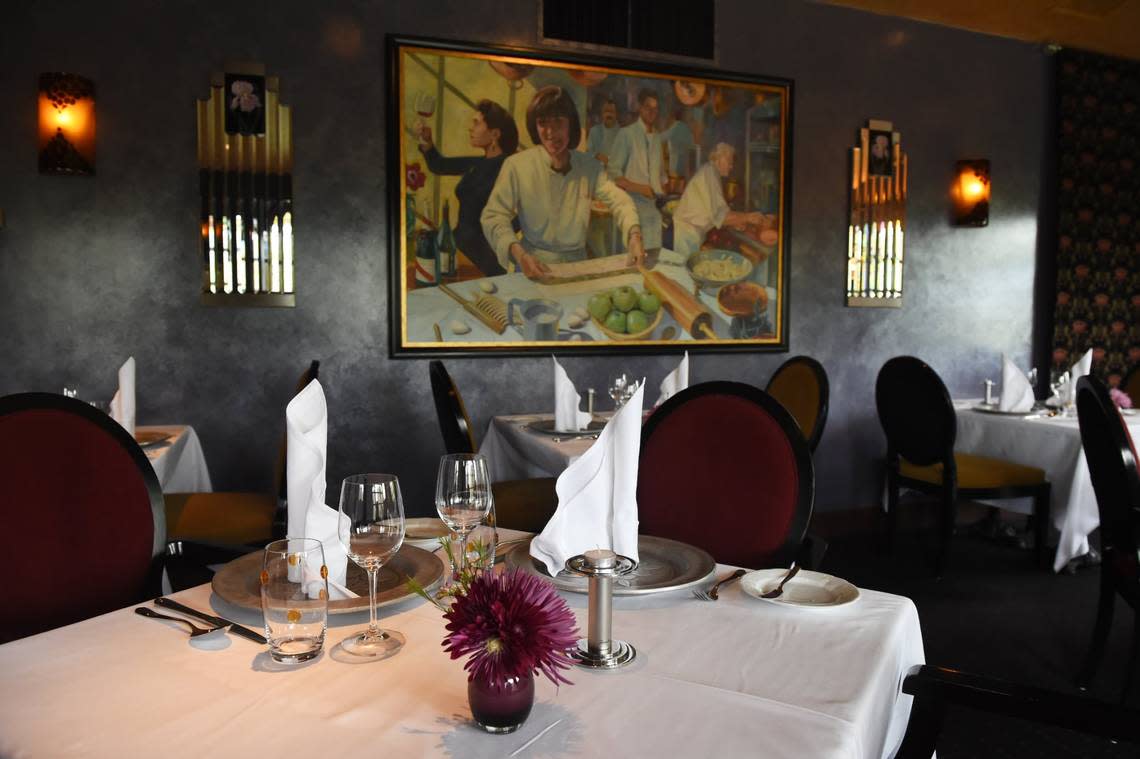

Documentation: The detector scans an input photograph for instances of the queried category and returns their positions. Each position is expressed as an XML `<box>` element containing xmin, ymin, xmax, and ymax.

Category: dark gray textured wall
<box><xmin>0</xmin><ymin>0</ymin><xmax>1047</xmax><ymax>516</ymax></box>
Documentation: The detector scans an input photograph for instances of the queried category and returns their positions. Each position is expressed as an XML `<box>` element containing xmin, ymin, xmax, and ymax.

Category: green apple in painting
<box><xmin>638</xmin><ymin>291</ymin><xmax>661</xmax><ymax>314</ymax></box>
<box><xmin>587</xmin><ymin>293</ymin><xmax>612</xmax><ymax>321</ymax></box>
<box><xmin>626</xmin><ymin>309</ymin><xmax>650</xmax><ymax>334</ymax></box>
<box><xmin>604</xmin><ymin>310</ymin><xmax>628</xmax><ymax>333</ymax></box>
<box><xmin>611</xmin><ymin>286</ymin><xmax>638</xmax><ymax>312</ymax></box>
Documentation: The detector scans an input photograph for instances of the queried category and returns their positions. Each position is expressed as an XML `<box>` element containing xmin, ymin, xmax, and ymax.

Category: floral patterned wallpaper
<box><xmin>1053</xmin><ymin>50</ymin><xmax>1140</xmax><ymax>387</ymax></box>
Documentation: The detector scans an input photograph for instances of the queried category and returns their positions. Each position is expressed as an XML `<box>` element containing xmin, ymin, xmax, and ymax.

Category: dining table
<box><xmin>137</xmin><ymin>424</ymin><xmax>213</xmax><ymax>493</ymax></box>
<box><xmin>480</xmin><ymin>413</ymin><xmax>602</xmax><ymax>482</ymax></box>
<box><xmin>0</xmin><ymin>530</ymin><xmax>925</xmax><ymax>758</ymax></box>
<box><xmin>953</xmin><ymin>400</ymin><xmax>1140</xmax><ymax>572</ymax></box>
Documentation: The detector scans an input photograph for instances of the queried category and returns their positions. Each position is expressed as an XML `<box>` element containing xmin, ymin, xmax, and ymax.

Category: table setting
<box><xmin>0</xmin><ymin>365</ymin><xmax>925</xmax><ymax>759</ymax></box>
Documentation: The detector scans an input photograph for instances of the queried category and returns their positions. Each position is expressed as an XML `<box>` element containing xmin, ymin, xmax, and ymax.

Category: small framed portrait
<box><xmin>867</xmin><ymin>129</ymin><xmax>894</xmax><ymax>177</ymax></box>
<box><xmin>224</xmin><ymin>73</ymin><xmax>266</xmax><ymax>136</ymax></box>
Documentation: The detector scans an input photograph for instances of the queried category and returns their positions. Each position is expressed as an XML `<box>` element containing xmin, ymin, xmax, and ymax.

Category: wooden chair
<box><xmin>163</xmin><ymin>360</ymin><xmax>319</xmax><ymax>546</ymax></box>
<box><xmin>0</xmin><ymin>392</ymin><xmax>240</xmax><ymax>642</ymax></box>
<box><xmin>428</xmin><ymin>360</ymin><xmax>557</xmax><ymax>532</ymax></box>
<box><xmin>637</xmin><ymin>381</ymin><xmax>815</xmax><ymax>569</ymax></box>
<box><xmin>766</xmin><ymin>355</ymin><xmax>829</xmax><ymax>452</ymax></box>
<box><xmin>1074</xmin><ymin>375</ymin><xmax>1140</xmax><ymax>702</ymax></box>
<box><xmin>876</xmin><ymin>356</ymin><xmax>1051</xmax><ymax>576</ymax></box>
<box><xmin>895</xmin><ymin>664</ymin><xmax>1140</xmax><ymax>757</ymax></box>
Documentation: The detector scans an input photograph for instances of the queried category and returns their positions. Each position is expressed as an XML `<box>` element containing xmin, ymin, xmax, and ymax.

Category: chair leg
<box><xmin>1077</xmin><ymin>573</ymin><xmax>1116</xmax><ymax>690</ymax></box>
<box><xmin>886</xmin><ymin>466</ymin><xmax>899</xmax><ymax>555</ymax></box>
<box><xmin>1033</xmin><ymin>485</ymin><xmax>1050</xmax><ymax>570</ymax></box>
<box><xmin>1122</xmin><ymin>608</ymin><xmax>1140</xmax><ymax>704</ymax></box>
<box><xmin>935</xmin><ymin>484</ymin><xmax>956</xmax><ymax>577</ymax></box>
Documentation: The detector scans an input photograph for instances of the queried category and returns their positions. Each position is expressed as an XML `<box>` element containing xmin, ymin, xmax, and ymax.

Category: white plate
<box><xmin>404</xmin><ymin>517</ymin><xmax>450</xmax><ymax>550</ymax></box>
<box><xmin>739</xmin><ymin>568</ymin><xmax>860</xmax><ymax>608</ymax></box>
<box><xmin>1121</xmin><ymin>408</ymin><xmax>1138</xmax><ymax>417</ymax></box>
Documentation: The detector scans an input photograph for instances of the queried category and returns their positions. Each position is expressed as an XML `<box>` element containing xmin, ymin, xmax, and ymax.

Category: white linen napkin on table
<box><xmin>109</xmin><ymin>356</ymin><xmax>136</xmax><ymax>436</ymax></box>
<box><xmin>285</xmin><ymin>380</ymin><xmax>355</xmax><ymax>599</ymax></box>
<box><xmin>531</xmin><ymin>381</ymin><xmax>644</xmax><ymax>576</ymax></box>
<box><xmin>656</xmin><ymin>351</ymin><xmax>689</xmax><ymax>407</ymax></box>
<box><xmin>1047</xmin><ymin>348</ymin><xmax>1093</xmax><ymax>407</ymax></box>
<box><xmin>998</xmin><ymin>355</ymin><xmax>1035</xmax><ymax>412</ymax></box>
<box><xmin>553</xmin><ymin>357</ymin><xmax>592</xmax><ymax>432</ymax></box>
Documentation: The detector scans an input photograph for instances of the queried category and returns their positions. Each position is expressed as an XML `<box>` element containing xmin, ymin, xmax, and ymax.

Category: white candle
<box><xmin>583</xmin><ymin>548</ymin><xmax>616</xmax><ymax>569</ymax></box>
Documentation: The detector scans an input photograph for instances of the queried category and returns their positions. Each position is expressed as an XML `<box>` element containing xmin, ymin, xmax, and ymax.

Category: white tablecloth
<box><xmin>953</xmin><ymin>401</ymin><xmax>1140</xmax><ymax>571</ymax></box>
<box><xmin>0</xmin><ymin>544</ymin><xmax>924</xmax><ymax>758</ymax></box>
<box><xmin>140</xmin><ymin>425</ymin><xmax>213</xmax><ymax>493</ymax></box>
<box><xmin>480</xmin><ymin>414</ymin><xmax>595</xmax><ymax>482</ymax></box>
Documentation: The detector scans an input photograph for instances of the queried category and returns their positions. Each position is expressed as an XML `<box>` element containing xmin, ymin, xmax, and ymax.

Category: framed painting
<box><xmin>387</xmin><ymin>35</ymin><xmax>793</xmax><ymax>356</ymax></box>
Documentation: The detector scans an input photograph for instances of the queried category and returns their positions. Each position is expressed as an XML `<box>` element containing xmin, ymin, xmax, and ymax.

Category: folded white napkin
<box><xmin>531</xmin><ymin>380</ymin><xmax>644</xmax><ymax>576</ymax></box>
<box><xmin>998</xmin><ymin>355</ymin><xmax>1035</xmax><ymax>412</ymax></box>
<box><xmin>553</xmin><ymin>357</ymin><xmax>592</xmax><ymax>432</ymax></box>
<box><xmin>286</xmin><ymin>380</ymin><xmax>355</xmax><ymax>599</ymax></box>
<box><xmin>1047</xmin><ymin>348</ymin><xmax>1093</xmax><ymax>407</ymax></box>
<box><xmin>109</xmin><ymin>356</ymin><xmax>136</xmax><ymax>436</ymax></box>
<box><xmin>656</xmin><ymin>351</ymin><xmax>689</xmax><ymax>407</ymax></box>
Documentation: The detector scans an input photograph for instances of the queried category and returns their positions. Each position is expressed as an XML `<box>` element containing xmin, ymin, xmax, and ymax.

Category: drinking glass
<box><xmin>260</xmin><ymin>538</ymin><xmax>328</xmax><ymax>663</ymax></box>
<box><xmin>436</xmin><ymin>454</ymin><xmax>494</xmax><ymax>578</ymax></box>
<box><xmin>338</xmin><ymin>474</ymin><xmax>406</xmax><ymax>660</ymax></box>
<box><xmin>608</xmin><ymin>371</ymin><xmax>636</xmax><ymax>410</ymax></box>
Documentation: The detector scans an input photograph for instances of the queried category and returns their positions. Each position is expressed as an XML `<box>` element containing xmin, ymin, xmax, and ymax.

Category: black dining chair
<box><xmin>1074</xmin><ymin>375</ymin><xmax>1140</xmax><ymax>702</ymax></box>
<box><xmin>163</xmin><ymin>359</ymin><xmax>320</xmax><ymax>546</ymax></box>
<box><xmin>765</xmin><ymin>355</ymin><xmax>829</xmax><ymax>452</ymax></box>
<box><xmin>637</xmin><ymin>380</ymin><xmax>816</xmax><ymax>569</ymax></box>
<box><xmin>895</xmin><ymin>664</ymin><xmax>1140</xmax><ymax>757</ymax></box>
<box><xmin>876</xmin><ymin>356</ymin><xmax>1051</xmax><ymax>576</ymax></box>
<box><xmin>428</xmin><ymin>360</ymin><xmax>558</xmax><ymax>533</ymax></box>
<box><xmin>0</xmin><ymin>392</ymin><xmax>238</xmax><ymax>643</ymax></box>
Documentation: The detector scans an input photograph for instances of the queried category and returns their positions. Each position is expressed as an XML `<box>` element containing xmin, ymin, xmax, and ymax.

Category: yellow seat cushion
<box><xmin>768</xmin><ymin>364</ymin><xmax>821</xmax><ymax>442</ymax></box>
<box><xmin>900</xmin><ymin>453</ymin><xmax>1046</xmax><ymax>490</ymax></box>
<box><xmin>164</xmin><ymin>492</ymin><xmax>276</xmax><ymax>545</ymax></box>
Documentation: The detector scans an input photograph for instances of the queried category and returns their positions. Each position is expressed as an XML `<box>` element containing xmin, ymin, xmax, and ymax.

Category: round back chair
<box><xmin>875</xmin><ymin>356</ymin><xmax>957</xmax><ymax>467</ymax></box>
<box><xmin>766</xmin><ymin>355</ymin><xmax>830</xmax><ymax>452</ymax></box>
<box><xmin>429</xmin><ymin>360</ymin><xmax>477</xmax><ymax>454</ymax></box>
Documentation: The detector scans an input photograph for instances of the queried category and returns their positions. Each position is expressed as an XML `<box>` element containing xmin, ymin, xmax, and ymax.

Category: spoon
<box><xmin>135</xmin><ymin>607</ymin><xmax>225</xmax><ymax>638</ymax></box>
<box><xmin>760</xmin><ymin>564</ymin><xmax>800</xmax><ymax>599</ymax></box>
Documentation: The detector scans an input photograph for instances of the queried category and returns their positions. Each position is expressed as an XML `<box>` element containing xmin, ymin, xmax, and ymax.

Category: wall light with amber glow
<box><xmin>38</xmin><ymin>73</ymin><xmax>95</xmax><ymax>175</ymax></box>
<box><xmin>952</xmin><ymin>159</ymin><xmax>990</xmax><ymax>227</ymax></box>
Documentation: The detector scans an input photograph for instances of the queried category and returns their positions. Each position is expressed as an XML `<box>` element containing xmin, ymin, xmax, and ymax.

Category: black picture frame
<box><xmin>387</xmin><ymin>34</ymin><xmax>794</xmax><ymax>357</ymax></box>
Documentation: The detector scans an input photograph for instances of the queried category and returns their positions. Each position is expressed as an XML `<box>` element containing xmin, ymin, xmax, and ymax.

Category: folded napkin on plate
<box><xmin>553</xmin><ymin>357</ymin><xmax>592</xmax><ymax>432</ymax></box>
<box><xmin>1047</xmin><ymin>348</ymin><xmax>1093</xmax><ymax>407</ymax></box>
<box><xmin>999</xmin><ymin>355</ymin><xmax>1035</xmax><ymax>412</ymax></box>
<box><xmin>286</xmin><ymin>380</ymin><xmax>355</xmax><ymax>599</ymax></box>
<box><xmin>531</xmin><ymin>380</ymin><xmax>644</xmax><ymax>576</ymax></box>
<box><xmin>109</xmin><ymin>356</ymin><xmax>136</xmax><ymax>436</ymax></box>
<box><xmin>656</xmin><ymin>351</ymin><xmax>689</xmax><ymax>407</ymax></box>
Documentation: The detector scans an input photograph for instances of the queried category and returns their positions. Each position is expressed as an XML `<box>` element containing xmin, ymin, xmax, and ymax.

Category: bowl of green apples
<box><xmin>586</xmin><ymin>285</ymin><xmax>664</xmax><ymax>340</ymax></box>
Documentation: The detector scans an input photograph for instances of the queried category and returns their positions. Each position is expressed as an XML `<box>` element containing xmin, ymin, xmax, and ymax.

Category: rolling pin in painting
<box><xmin>639</xmin><ymin>267</ymin><xmax>717</xmax><ymax>340</ymax></box>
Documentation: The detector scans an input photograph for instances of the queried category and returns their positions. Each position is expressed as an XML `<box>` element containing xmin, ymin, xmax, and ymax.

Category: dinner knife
<box><xmin>154</xmin><ymin>597</ymin><xmax>267</xmax><ymax>644</ymax></box>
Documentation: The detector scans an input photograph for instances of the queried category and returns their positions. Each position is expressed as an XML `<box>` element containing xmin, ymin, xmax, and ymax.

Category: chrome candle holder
<box><xmin>566</xmin><ymin>549</ymin><xmax>637</xmax><ymax>669</ymax></box>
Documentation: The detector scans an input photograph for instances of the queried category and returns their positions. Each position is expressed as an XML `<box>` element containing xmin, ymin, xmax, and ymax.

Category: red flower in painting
<box><xmin>405</xmin><ymin>162</ymin><xmax>426</xmax><ymax>192</ymax></box>
<box><xmin>442</xmin><ymin>569</ymin><xmax>578</xmax><ymax>687</ymax></box>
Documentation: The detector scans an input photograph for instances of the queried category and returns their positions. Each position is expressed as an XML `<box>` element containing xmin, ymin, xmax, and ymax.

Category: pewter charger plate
<box><xmin>211</xmin><ymin>544</ymin><xmax>445</xmax><ymax>615</ymax></box>
<box><xmin>972</xmin><ymin>403</ymin><xmax>1040</xmax><ymax>417</ymax></box>
<box><xmin>505</xmin><ymin>535</ymin><xmax>716</xmax><ymax>595</ymax></box>
<box><xmin>525</xmin><ymin>419</ymin><xmax>607</xmax><ymax>436</ymax></box>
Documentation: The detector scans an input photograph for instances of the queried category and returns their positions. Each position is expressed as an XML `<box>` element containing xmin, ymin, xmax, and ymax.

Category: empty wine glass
<box><xmin>338</xmin><ymin>473</ymin><xmax>406</xmax><ymax>660</ymax></box>
<box><xmin>608</xmin><ymin>371</ymin><xmax>636</xmax><ymax>410</ymax></box>
<box><xmin>435</xmin><ymin>454</ymin><xmax>493</xmax><ymax>578</ymax></box>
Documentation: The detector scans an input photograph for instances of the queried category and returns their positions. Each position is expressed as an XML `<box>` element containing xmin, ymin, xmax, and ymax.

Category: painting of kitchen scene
<box><xmin>395</xmin><ymin>40</ymin><xmax>789</xmax><ymax>352</ymax></box>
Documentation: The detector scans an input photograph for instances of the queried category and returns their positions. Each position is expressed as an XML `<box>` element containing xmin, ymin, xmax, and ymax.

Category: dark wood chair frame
<box><xmin>641</xmin><ymin>380</ymin><xmax>817</xmax><ymax>569</ymax></box>
<box><xmin>877</xmin><ymin>356</ymin><xmax>1051</xmax><ymax>576</ymax></box>
<box><xmin>429</xmin><ymin>360</ymin><xmax>477</xmax><ymax>455</ymax></box>
<box><xmin>895</xmin><ymin>664</ymin><xmax>1140</xmax><ymax>757</ymax></box>
<box><xmin>765</xmin><ymin>354</ymin><xmax>830</xmax><ymax>452</ymax></box>
<box><xmin>1074</xmin><ymin>375</ymin><xmax>1140</xmax><ymax>703</ymax></box>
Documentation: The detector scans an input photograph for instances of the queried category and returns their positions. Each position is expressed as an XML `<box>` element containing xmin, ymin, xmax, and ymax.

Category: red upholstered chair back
<box><xmin>0</xmin><ymin>393</ymin><xmax>164</xmax><ymax>643</ymax></box>
<box><xmin>637</xmin><ymin>381</ymin><xmax>814</xmax><ymax>568</ymax></box>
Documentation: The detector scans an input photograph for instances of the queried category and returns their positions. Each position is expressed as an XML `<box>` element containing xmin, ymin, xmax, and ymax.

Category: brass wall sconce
<box><xmin>847</xmin><ymin>119</ymin><xmax>907</xmax><ymax>308</ymax></box>
<box><xmin>952</xmin><ymin>160</ymin><xmax>990</xmax><ymax>227</ymax></box>
<box><xmin>38</xmin><ymin>73</ymin><xmax>95</xmax><ymax>175</ymax></box>
<box><xmin>197</xmin><ymin>63</ymin><xmax>295</xmax><ymax>307</ymax></box>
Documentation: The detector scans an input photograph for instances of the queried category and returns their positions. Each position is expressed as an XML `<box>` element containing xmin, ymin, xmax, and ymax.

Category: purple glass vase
<box><xmin>467</xmin><ymin>672</ymin><xmax>535</xmax><ymax>733</ymax></box>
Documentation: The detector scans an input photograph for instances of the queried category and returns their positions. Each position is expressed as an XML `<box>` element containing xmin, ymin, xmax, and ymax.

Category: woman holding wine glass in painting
<box><xmin>414</xmin><ymin>100</ymin><xmax>520</xmax><ymax>277</ymax></box>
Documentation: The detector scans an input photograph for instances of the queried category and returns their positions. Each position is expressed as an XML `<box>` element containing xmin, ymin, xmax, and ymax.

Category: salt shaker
<box><xmin>983</xmin><ymin>379</ymin><xmax>995</xmax><ymax>406</ymax></box>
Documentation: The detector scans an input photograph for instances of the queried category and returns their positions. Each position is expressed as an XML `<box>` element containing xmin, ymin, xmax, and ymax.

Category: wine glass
<box><xmin>338</xmin><ymin>473</ymin><xmax>406</xmax><ymax>660</ymax></box>
<box><xmin>608</xmin><ymin>370</ymin><xmax>635</xmax><ymax>410</ymax></box>
<box><xmin>435</xmin><ymin>454</ymin><xmax>493</xmax><ymax>578</ymax></box>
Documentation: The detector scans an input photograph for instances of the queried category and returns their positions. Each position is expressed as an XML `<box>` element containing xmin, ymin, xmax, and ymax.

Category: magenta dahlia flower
<box><xmin>1111</xmin><ymin>387</ymin><xmax>1133</xmax><ymax>409</ymax></box>
<box><xmin>442</xmin><ymin>569</ymin><xmax>578</xmax><ymax>686</ymax></box>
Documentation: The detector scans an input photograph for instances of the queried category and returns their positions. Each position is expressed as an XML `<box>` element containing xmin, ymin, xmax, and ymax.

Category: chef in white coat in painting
<box><xmin>672</xmin><ymin>142</ymin><xmax>765</xmax><ymax>257</ymax></box>
<box><xmin>608</xmin><ymin>88</ymin><xmax>665</xmax><ymax>254</ymax></box>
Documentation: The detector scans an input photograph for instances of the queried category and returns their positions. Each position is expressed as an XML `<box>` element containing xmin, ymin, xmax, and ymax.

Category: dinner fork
<box><xmin>135</xmin><ymin>607</ymin><xmax>223</xmax><ymax>638</ymax></box>
<box><xmin>691</xmin><ymin>568</ymin><xmax>746</xmax><ymax>601</ymax></box>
